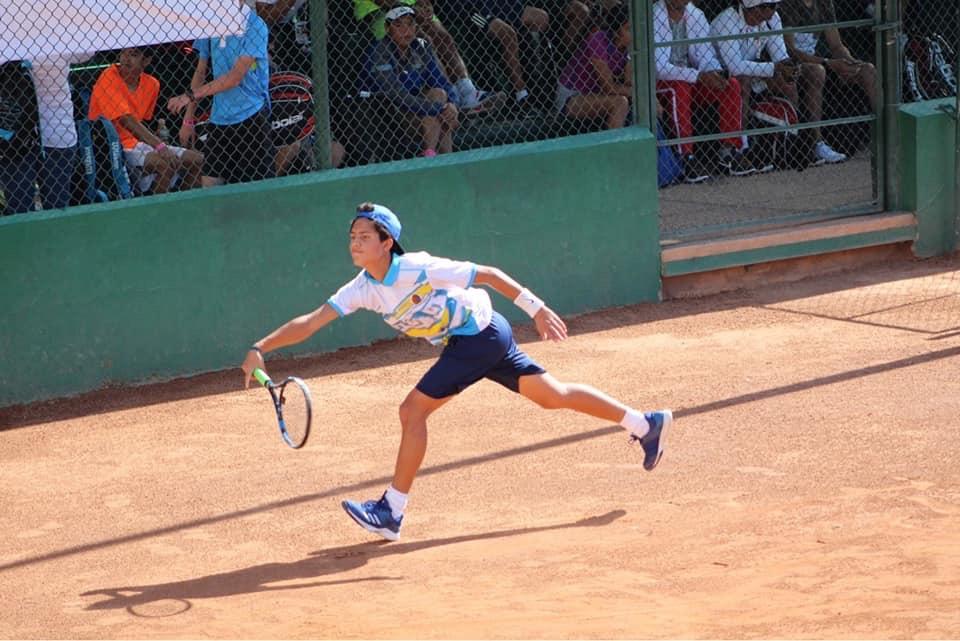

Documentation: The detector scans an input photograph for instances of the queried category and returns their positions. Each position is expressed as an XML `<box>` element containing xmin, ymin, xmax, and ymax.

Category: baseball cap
<box><xmin>384</xmin><ymin>5</ymin><xmax>416</xmax><ymax>22</ymax></box>
<box><xmin>354</xmin><ymin>203</ymin><xmax>404</xmax><ymax>254</ymax></box>
<box><xmin>742</xmin><ymin>0</ymin><xmax>780</xmax><ymax>7</ymax></box>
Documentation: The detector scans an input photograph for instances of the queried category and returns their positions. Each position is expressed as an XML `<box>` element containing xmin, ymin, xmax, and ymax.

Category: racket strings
<box><xmin>278</xmin><ymin>379</ymin><xmax>311</xmax><ymax>448</ymax></box>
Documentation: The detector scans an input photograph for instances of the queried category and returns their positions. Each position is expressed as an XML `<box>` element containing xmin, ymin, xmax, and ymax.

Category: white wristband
<box><xmin>513</xmin><ymin>288</ymin><xmax>544</xmax><ymax>318</ymax></box>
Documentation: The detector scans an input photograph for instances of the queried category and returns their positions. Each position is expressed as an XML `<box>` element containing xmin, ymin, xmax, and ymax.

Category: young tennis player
<box><xmin>241</xmin><ymin>202</ymin><xmax>673</xmax><ymax>541</ymax></box>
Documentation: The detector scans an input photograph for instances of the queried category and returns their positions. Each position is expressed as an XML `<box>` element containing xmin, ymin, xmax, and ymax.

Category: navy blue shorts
<box><xmin>416</xmin><ymin>311</ymin><xmax>546</xmax><ymax>399</ymax></box>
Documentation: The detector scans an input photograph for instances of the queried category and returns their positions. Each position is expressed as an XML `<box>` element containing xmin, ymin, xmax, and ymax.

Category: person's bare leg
<box><xmin>331</xmin><ymin>140</ymin><xmax>346</xmax><ymax>168</ymax></box>
<box><xmin>799</xmin><ymin>61</ymin><xmax>826</xmax><ymax>140</ymax></box>
<box><xmin>521</xmin><ymin>6</ymin><xmax>549</xmax><ymax>32</ymax></box>
<box><xmin>180</xmin><ymin>149</ymin><xmax>203</xmax><ymax>189</ymax></box>
<box><xmin>856</xmin><ymin>62</ymin><xmax>878</xmax><ymax>112</ymax></box>
<box><xmin>394</xmin><ymin>389</ymin><xmax>453</xmax><ymax>492</ymax></box>
<box><xmin>489</xmin><ymin>18</ymin><xmax>525</xmax><ymax>92</ymax></box>
<box><xmin>142</xmin><ymin>153</ymin><xmax>177</xmax><ymax>194</ymax></box>
<box><xmin>518</xmin><ymin>372</ymin><xmax>630</xmax><ymax>422</ymax></box>
<box><xmin>274</xmin><ymin>141</ymin><xmax>301</xmax><ymax>176</ymax></box>
<box><xmin>565</xmin><ymin>94</ymin><xmax>629</xmax><ymax>129</ymax></box>
<box><xmin>422</xmin><ymin>87</ymin><xmax>449</xmax><ymax>152</ymax></box>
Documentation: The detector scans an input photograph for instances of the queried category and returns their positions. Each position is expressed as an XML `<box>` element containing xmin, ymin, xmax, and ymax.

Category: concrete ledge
<box><xmin>661</xmin><ymin>212</ymin><xmax>917</xmax><ymax>277</ymax></box>
<box><xmin>663</xmin><ymin>242</ymin><xmax>916</xmax><ymax>300</ymax></box>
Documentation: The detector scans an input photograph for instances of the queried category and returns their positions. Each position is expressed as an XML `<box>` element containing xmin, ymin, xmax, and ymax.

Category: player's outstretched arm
<box><xmin>241</xmin><ymin>303</ymin><xmax>340</xmax><ymax>387</ymax></box>
<box><xmin>473</xmin><ymin>265</ymin><xmax>568</xmax><ymax>341</ymax></box>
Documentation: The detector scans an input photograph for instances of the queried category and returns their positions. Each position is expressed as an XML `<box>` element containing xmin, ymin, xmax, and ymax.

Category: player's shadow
<box><xmin>80</xmin><ymin>509</ymin><xmax>625</xmax><ymax>614</ymax></box>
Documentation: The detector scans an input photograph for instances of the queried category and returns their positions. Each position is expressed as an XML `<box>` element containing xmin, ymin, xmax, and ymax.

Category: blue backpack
<box><xmin>656</xmin><ymin>121</ymin><xmax>682</xmax><ymax>188</ymax></box>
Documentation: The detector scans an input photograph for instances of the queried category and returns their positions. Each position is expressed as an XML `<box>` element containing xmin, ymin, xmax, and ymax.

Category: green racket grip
<box><xmin>252</xmin><ymin>368</ymin><xmax>272</xmax><ymax>387</ymax></box>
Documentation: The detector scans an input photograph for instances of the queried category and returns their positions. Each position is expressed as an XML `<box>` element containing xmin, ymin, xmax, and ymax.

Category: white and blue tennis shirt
<box><xmin>327</xmin><ymin>252</ymin><xmax>493</xmax><ymax>345</ymax></box>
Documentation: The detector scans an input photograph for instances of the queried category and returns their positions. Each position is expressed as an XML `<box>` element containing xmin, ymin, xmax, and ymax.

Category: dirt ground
<box><xmin>2</xmin><ymin>256</ymin><xmax>959</xmax><ymax>639</ymax></box>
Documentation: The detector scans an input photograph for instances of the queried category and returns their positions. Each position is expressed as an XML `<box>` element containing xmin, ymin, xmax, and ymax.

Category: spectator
<box><xmin>29</xmin><ymin>54</ymin><xmax>94</xmax><ymax>210</ymax></box>
<box><xmin>167</xmin><ymin>6</ymin><xmax>275</xmax><ymax>185</ymax></box>
<box><xmin>654</xmin><ymin>0</ymin><xmax>751</xmax><ymax>182</ymax></box>
<box><xmin>354</xmin><ymin>0</ymin><xmax>505</xmax><ymax>111</ymax></box>
<box><xmin>779</xmin><ymin>0</ymin><xmax>877</xmax><ymax>112</ymax></box>
<box><xmin>255</xmin><ymin>0</ymin><xmax>312</xmax><ymax>74</ymax></box>
<box><xmin>554</xmin><ymin>3</ymin><xmax>632</xmax><ymax>130</ymax></box>
<box><xmin>88</xmin><ymin>47</ymin><xmax>204</xmax><ymax>195</ymax></box>
<box><xmin>711</xmin><ymin>0</ymin><xmax>848</xmax><ymax>166</ymax></box>
<box><xmin>0</xmin><ymin>61</ymin><xmax>40</xmax><ymax>215</ymax></box>
<box><xmin>364</xmin><ymin>5</ymin><xmax>460</xmax><ymax>157</ymax></box>
<box><xmin>442</xmin><ymin>0</ymin><xmax>553</xmax><ymax>110</ymax></box>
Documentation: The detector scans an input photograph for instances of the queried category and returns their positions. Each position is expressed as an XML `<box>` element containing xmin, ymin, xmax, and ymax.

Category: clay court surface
<box><xmin>2</xmin><ymin>256</ymin><xmax>959</xmax><ymax>639</ymax></box>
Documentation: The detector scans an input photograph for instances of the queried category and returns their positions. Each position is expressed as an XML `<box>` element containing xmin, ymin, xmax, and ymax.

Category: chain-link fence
<box><xmin>0</xmin><ymin>0</ymin><xmax>957</xmax><ymax>218</ymax></box>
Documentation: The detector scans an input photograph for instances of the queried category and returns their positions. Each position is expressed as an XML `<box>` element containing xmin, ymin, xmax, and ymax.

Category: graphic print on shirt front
<box><xmin>384</xmin><ymin>280</ymin><xmax>457</xmax><ymax>340</ymax></box>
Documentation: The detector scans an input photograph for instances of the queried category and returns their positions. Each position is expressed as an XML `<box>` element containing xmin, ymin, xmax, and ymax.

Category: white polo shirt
<box><xmin>327</xmin><ymin>252</ymin><xmax>494</xmax><ymax>345</ymax></box>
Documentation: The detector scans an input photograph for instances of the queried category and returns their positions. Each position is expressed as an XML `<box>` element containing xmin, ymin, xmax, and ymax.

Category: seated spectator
<box><xmin>654</xmin><ymin>0</ymin><xmax>751</xmax><ymax>182</ymax></box>
<box><xmin>364</xmin><ymin>5</ymin><xmax>460</xmax><ymax>156</ymax></box>
<box><xmin>0</xmin><ymin>61</ymin><xmax>40</xmax><ymax>215</ymax></box>
<box><xmin>779</xmin><ymin>0</ymin><xmax>877</xmax><ymax>112</ymax></box>
<box><xmin>88</xmin><ymin>47</ymin><xmax>204</xmax><ymax>194</ymax></box>
<box><xmin>441</xmin><ymin>0</ymin><xmax>553</xmax><ymax>110</ymax></box>
<box><xmin>711</xmin><ymin>0</ymin><xmax>848</xmax><ymax>166</ymax></box>
<box><xmin>554</xmin><ymin>3</ymin><xmax>632</xmax><ymax>129</ymax></box>
<box><xmin>275</xmin><ymin>136</ymin><xmax>348</xmax><ymax>174</ymax></box>
<box><xmin>255</xmin><ymin>0</ymin><xmax>311</xmax><ymax>74</ymax></box>
<box><xmin>354</xmin><ymin>0</ymin><xmax>505</xmax><ymax>112</ymax></box>
<box><xmin>167</xmin><ymin>7</ymin><xmax>275</xmax><ymax>185</ymax></box>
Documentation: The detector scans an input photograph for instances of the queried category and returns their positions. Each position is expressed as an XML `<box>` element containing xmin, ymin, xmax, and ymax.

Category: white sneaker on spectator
<box><xmin>813</xmin><ymin>140</ymin><xmax>847</xmax><ymax>165</ymax></box>
<box><xmin>462</xmin><ymin>90</ymin><xmax>507</xmax><ymax>115</ymax></box>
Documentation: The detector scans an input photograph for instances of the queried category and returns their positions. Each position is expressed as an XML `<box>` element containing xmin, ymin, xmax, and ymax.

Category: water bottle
<box><xmin>156</xmin><ymin>118</ymin><xmax>170</xmax><ymax>144</ymax></box>
<box><xmin>293</xmin><ymin>14</ymin><xmax>311</xmax><ymax>51</ymax></box>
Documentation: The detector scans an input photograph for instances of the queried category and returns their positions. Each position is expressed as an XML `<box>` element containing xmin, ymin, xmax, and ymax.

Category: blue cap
<box><xmin>354</xmin><ymin>203</ymin><xmax>404</xmax><ymax>253</ymax></box>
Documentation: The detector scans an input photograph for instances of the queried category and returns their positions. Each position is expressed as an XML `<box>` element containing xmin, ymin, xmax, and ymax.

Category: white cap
<box><xmin>384</xmin><ymin>5</ymin><xmax>416</xmax><ymax>22</ymax></box>
<box><xmin>742</xmin><ymin>0</ymin><xmax>780</xmax><ymax>7</ymax></box>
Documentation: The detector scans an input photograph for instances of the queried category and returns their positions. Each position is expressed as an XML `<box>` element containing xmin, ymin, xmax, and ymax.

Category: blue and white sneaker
<box><xmin>341</xmin><ymin>493</ymin><xmax>403</xmax><ymax>541</ymax></box>
<box><xmin>630</xmin><ymin>410</ymin><xmax>673</xmax><ymax>471</ymax></box>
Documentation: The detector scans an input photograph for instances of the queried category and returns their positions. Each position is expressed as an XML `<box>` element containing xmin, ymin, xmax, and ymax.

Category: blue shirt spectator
<box><xmin>168</xmin><ymin>7</ymin><xmax>275</xmax><ymax>184</ymax></box>
<box><xmin>193</xmin><ymin>10</ymin><xmax>271</xmax><ymax>125</ymax></box>
<box><xmin>363</xmin><ymin>31</ymin><xmax>455</xmax><ymax>116</ymax></box>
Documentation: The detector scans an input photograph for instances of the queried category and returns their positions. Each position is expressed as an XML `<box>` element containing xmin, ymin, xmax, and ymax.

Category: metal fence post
<box><xmin>880</xmin><ymin>0</ymin><xmax>901</xmax><ymax>210</ymax></box>
<box><xmin>309</xmin><ymin>0</ymin><xmax>333</xmax><ymax>170</ymax></box>
<box><xmin>955</xmin><ymin>4</ymin><xmax>960</xmax><ymax>249</ymax></box>
<box><xmin>630</xmin><ymin>0</ymin><xmax>653</xmax><ymax>130</ymax></box>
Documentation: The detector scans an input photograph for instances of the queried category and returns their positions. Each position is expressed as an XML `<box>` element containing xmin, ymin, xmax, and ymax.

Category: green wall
<box><xmin>0</xmin><ymin>128</ymin><xmax>659</xmax><ymax>407</ymax></box>
<box><xmin>899</xmin><ymin>98</ymin><xmax>958</xmax><ymax>257</ymax></box>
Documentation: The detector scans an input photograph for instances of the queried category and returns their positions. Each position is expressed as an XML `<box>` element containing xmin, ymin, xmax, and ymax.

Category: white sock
<box><xmin>620</xmin><ymin>409</ymin><xmax>649</xmax><ymax>439</ymax></box>
<box><xmin>515</xmin><ymin>88</ymin><xmax>529</xmax><ymax>102</ymax></box>
<box><xmin>384</xmin><ymin>485</ymin><xmax>408</xmax><ymax>520</ymax></box>
<box><xmin>455</xmin><ymin>77</ymin><xmax>478</xmax><ymax>103</ymax></box>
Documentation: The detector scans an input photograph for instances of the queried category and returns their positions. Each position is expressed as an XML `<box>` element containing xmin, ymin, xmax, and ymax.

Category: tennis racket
<box><xmin>252</xmin><ymin>368</ymin><xmax>312</xmax><ymax>449</ymax></box>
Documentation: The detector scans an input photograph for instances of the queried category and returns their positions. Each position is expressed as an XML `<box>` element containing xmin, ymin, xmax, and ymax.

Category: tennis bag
<box><xmin>902</xmin><ymin>34</ymin><xmax>957</xmax><ymax>102</ymax></box>
<box><xmin>750</xmin><ymin>96</ymin><xmax>812</xmax><ymax>170</ymax></box>
<box><xmin>74</xmin><ymin>119</ymin><xmax>108</xmax><ymax>204</ymax></box>
<box><xmin>269</xmin><ymin>71</ymin><xmax>316</xmax><ymax>147</ymax></box>
<box><xmin>89</xmin><ymin>116</ymin><xmax>133</xmax><ymax>200</ymax></box>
